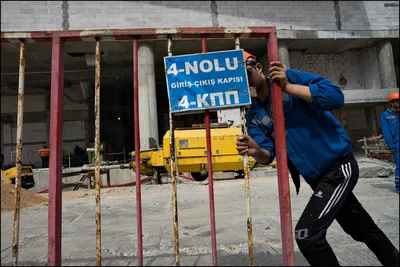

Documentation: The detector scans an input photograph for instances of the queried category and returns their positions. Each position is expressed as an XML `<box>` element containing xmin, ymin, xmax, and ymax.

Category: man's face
<box><xmin>390</xmin><ymin>98</ymin><xmax>399</xmax><ymax>110</ymax></box>
<box><xmin>246</xmin><ymin>58</ymin><xmax>266</xmax><ymax>92</ymax></box>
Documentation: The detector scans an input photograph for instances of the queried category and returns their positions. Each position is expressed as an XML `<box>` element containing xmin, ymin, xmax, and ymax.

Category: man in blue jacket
<box><xmin>236</xmin><ymin>52</ymin><xmax>399</xmax><ymax>266</ymax></box>
<box><xmin>380</xmin><ymin>91</ymin><xmax>399</xmax><ymax>192</ymax></box>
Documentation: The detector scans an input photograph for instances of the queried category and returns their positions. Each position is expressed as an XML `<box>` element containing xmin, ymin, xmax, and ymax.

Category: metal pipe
<box><xmin>267</xmin><ymin>32</ymin><xmax>295</xmax><ymax>266</ymax></box>
<box><xmin>94</xmin><ymin>37</ymin><xmax>102</xmax><ymax>266</ymax></box>
<box><xmin>48</xmin><ymin>35</ymin><xmax>65</xmax><ymax>267</ymax></box>
<box><xmin>12</xmin><ymin>40</ymin><xmax>25</xmax><ymax>267</ymax></box>
<box><xmin>133</xmin><ymin>38</ymin><xmax>144</xmax><ymax>266</ymax></box>
<box><xmin>357</xmin><ymin>135</ymin><xmax>383</xmax><ymax>142</ymax></box>
<box><xmin>168</xmin><ymin>36</ymin><xmax>180</xmax><ymax>267</ymax></box>
<box><xmin>105</xmin><ymin>152</ymin><xmax>122</xmax><ymax>156</ymax></box>
<box><xmin>235</xmin><ymin>35</ymin><xmax>254</xmax><ymax>266</ymax></box>
<box><xmin>81</xmin><ymin>164</ymin><xmax>130</xmax><ymax>171</ymax></box>
<box><xmin>202</xmin><ymin>36</ymin><xmax>218</xmax><ymax>266</ymax></box>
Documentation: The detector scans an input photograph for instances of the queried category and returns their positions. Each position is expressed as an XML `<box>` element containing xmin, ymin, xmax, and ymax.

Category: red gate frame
<box><xmin>1</xmin><ymin>27</ymin><xmax>295</xmax><ymax>266</ymax></box>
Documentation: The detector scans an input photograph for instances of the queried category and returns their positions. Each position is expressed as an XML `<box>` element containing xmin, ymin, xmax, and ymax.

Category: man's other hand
<box><xmin>236</xmin><ymin>135</ymin><xmax>260</xmax><ymax>157</ymax></box>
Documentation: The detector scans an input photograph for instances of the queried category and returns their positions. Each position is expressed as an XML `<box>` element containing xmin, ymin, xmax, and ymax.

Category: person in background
<box><xmin>0</xmin><ymin>152</ymin><xmax>4</xmax><ymax>170</ymax></box>
<box><xmin>74</xmin><ymin>145</ymin><xmax>85</xmax><ymax>167</ymax></box>
<box><xmin>380</xmin><ymin>91</ymin><xmax>399</xmax><ymax>192</ymax></box>
<box><xmin>236</xmin><ymin>51</ymin><xmax>399</xmax><ymax>266</ymax></box>
<box><xmin>38</xmin><ymin>145</ymin><xmax>49</xmax><ymax>168</ymax></box>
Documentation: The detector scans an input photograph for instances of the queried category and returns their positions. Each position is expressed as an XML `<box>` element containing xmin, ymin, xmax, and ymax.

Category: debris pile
<box><xmin>357</xmin><ymin>156</ymin><xmax>394</xmax><ymax>178</ymax></box>
<box><xmin>1</xmin><ymin>179</ymin><xmax>47</xmax><ymax>212</ymax></box>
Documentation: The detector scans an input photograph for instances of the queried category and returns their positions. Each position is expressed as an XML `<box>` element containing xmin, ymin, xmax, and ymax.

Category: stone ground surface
<box><xmin>1</xmin><ymin>169</ymin><xmax>399</xmax><ymax>266</ymax></box>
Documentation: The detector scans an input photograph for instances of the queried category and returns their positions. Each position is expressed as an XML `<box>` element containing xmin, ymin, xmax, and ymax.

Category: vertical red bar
<box><xmin>133</xmin><ymin>38</ymin><xmax>143</xmax><ymax>266</ymax></box>
<box><xmin>267</xmin><ymin>32</ymin><xmax>295</xmax><ymax>266</ymax></box>
<box><xmin>48</xmin><ymin>35</ymin><xmax>64</xmax><ymax>267</ymax></box>
<box><xmin>202</xmin><ymin>36</ymin><xmax>218</xmax><ymax>266</ymax></box>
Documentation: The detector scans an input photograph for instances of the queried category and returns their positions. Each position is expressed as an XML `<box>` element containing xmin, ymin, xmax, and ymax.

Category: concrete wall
<box><xmin>1</xmin><ymin>1</ymin><xmax>398</xmax><ymax>32</ymax></box>
<box><xmin>289</xmin><ymin>48</ymin><xmax>394</xmax><ymax>149</ymax></box>
<box><xmin>0</xmin><ymin>85</ymin><xmax>91</xmax><ymax>168</ymax></box>
<box><xmin>1</xmin><ymin>94</ymin><xmax>47</xmax><ymax>167</ymax></box>
<box><xmin>339</xmin><ymin>1</ymin><xmax>400</xmax><ymax>30</ymax></box>
<box><xmin>290</xmin><ymin>49</ymin><xmax>382</xmax><ymax>90</ymax></box>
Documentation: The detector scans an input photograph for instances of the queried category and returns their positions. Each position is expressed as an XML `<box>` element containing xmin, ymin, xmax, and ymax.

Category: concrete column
<box><xmin>258</xmin><ymin>40</ymin><xmax>291</xmax><ymax>100</ymax></box>
<box><xmin>377</xmin><ymin>40</ymin><xmax>397</xmax><ymax>89</ymax></box>
<box><xmin>278</xmin><ymin>41</ymin><xmax>290</xmax><ymax>69</ymax></box>
<box><xmin>259</xmin><ymin>40</ymin><xmax>290</xmax><ymax>73</ymax></box>
<box><xmin>138</xmin><ymin>42</ymin><xmax>159</xmax><ymax>150</ymax></box>
<box><xmin>365</xmin><ymin>107</ymin><xmax>378</xmax><ymax>136</ymax></box>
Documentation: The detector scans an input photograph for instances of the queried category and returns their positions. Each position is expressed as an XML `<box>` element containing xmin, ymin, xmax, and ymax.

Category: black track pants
<box><xmin>295</xmin><ymin>154</ymin><xmax>399</xmax><ymax>266</ymax></box>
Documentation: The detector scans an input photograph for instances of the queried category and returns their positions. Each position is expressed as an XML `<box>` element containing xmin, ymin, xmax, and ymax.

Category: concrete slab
<box><xmin>1</xmin><ymin>172</ymin><xmax>399</xmax><ymax>266</ymax></box>
<box><xmin>31</xmin><ymin>168</ymin><xmax>137</xmax><ymax>193</ymax></box>
<box><xmin>343</xmin><ymin>88</ymin><xmax>399</xmax><ymax>104</ymax></box>
<box><xmin>277</xmin><ymin>30</ymin><xmax>400</xmax><ymax>39</ymax></box>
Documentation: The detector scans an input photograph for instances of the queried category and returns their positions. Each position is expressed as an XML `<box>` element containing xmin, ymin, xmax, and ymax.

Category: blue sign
<box><xmin>164</xmin><ymin>49</ymin><xmax>251</xmax><ymax>114</ymax></box>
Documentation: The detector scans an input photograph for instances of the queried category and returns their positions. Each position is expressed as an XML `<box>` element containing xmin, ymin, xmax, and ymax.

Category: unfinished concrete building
<box><xmin>1</xmin><ymin>1</ymin><xmax>399</xmax><ymax>169</ymax></box>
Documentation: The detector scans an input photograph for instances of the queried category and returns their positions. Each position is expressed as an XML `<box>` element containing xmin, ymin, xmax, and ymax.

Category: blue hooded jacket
<box><xmin>380</xmin><ymin>108</ymin><xmax>399</xmax><ymax>149</ymax></box>
<box><xmin>247</xmin><ymin>69</ymin><xmax>353</xmax><ymax>189</ymax></box>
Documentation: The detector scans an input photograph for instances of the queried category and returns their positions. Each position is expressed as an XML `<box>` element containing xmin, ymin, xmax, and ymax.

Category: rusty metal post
<box><xmin>48</xmin><ymin>35</ymin><xmax>65</xmax><ymax>267</ymax></box>
<box><xmin>267</xmin><ymin>33</ymin><xmax>295</xmax><ymax>266</ymax></box>
<box><xmin>235</xmin><ymin>35</ymin><xmax>254</xmax><ymax>266</ymax></box>
<box><xmin>168</xmin><ymin>36</ymin><xmax>180</xmax><ymax>266</ymax></box>
<box><xmin>94</xmin><ymin>37</ymin><xmax>102</xmax><ymax>266</ymax></box>
<box><xmin>12</xmin><ymin>39</ymin><xmax>25</xmax><ymax>267</ymax></box>
<box><xmin>202</xmin><ymin>36</ymin><xmax>218</xmax><ymax>266</ymax></box>
<box><xmin>133</xmin><ymin>38</ymin><xmax>144</xmax><ymax>266</ymax></box>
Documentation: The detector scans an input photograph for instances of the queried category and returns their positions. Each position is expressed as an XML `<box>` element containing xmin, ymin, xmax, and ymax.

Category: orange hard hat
<box><xmin>388</xmin><ymin>92</ymin><xmax>399</xmax><ymax>101</ymax></box>
<box><xmin>243</xmin><ymin>51</ymin><xmax>256</xmax><ymax>61</ymax></box>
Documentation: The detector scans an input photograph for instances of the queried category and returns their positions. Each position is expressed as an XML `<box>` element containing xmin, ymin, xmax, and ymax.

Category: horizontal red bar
<box><xmin>1</xmin><ymin>27</ymin><xmax>274</xmax><ymax>42</ymax></box>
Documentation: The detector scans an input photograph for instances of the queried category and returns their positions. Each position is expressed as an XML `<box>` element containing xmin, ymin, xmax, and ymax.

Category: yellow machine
<box><xmin>1</xmin><ymin>166</ymin><xmax>35</xmax><ymax>189</ymax></box>
<box><xmin>131</xmin><ymin>126</ymin><xmax>275</xmax><ymax>182</ymax></box>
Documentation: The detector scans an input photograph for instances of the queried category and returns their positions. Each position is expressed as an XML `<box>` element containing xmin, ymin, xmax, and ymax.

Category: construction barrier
<box><xmin>2</xmin><ymin>27</ymin><xmax>295</xmax><ymax>267</ymax></box>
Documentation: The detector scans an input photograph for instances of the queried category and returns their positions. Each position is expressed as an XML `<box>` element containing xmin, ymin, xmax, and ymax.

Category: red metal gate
<box><xmin>1</xmin><ymin>27</ymin><xmax>295</xmax><ymax>267</ymax></box>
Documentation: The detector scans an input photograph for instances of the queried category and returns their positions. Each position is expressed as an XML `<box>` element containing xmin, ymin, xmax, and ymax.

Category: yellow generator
<box><xmin>131</xmin><ymin>126</ymin><xmax>265</xmax><ymax>182</ymax></box>
<box><xmin>1</xmin><ymin>166</ymin><xmax>35</xmax><ymax>189</ymax></box>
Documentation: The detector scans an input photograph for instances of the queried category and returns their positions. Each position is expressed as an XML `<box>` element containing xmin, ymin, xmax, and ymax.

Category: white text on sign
<box><xmin>167</xmin><ymin>58</ymin><xmax>239</xmax><ymax>76</ymax></box>
<box><xmin>171</xmin><ymin>76</ymin><xmax>244</xmax><ymax>89</ymax></box>
<box><xmin>178</xmin><ymin>91</ymin><xmax>239</xmax><ymax>109</ymax></box>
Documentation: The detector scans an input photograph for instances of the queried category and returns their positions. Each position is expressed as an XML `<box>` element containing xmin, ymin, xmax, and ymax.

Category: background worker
<box><xmin>38</xmin><ymin>145</ymin><xmax>49</xmax><ymax>168</ymax></box>
<box><xmin>380</xmin><ymin>92</ymin><xmax>399</xmax><ymax>192</ymax></box>
<box><xmin>74</xmin><ymin>145</ymin><xmax>85</xmax><ymax>167</ymax></box>
<box><xmin>236</xmin><ymin>51</ymin><xmax>399</xmax><ymax>266</ymax></box>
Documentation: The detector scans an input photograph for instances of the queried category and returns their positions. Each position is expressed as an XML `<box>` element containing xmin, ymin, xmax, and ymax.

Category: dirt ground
<box><xmin>1</xmin><ymin>180</ymin><xmax>47</xmax><ymax>212</ymax></box>
<box><xmin>1</xmin><ymin>171</ymin><xmax>398</xmax><ymax>266</ymax></box>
